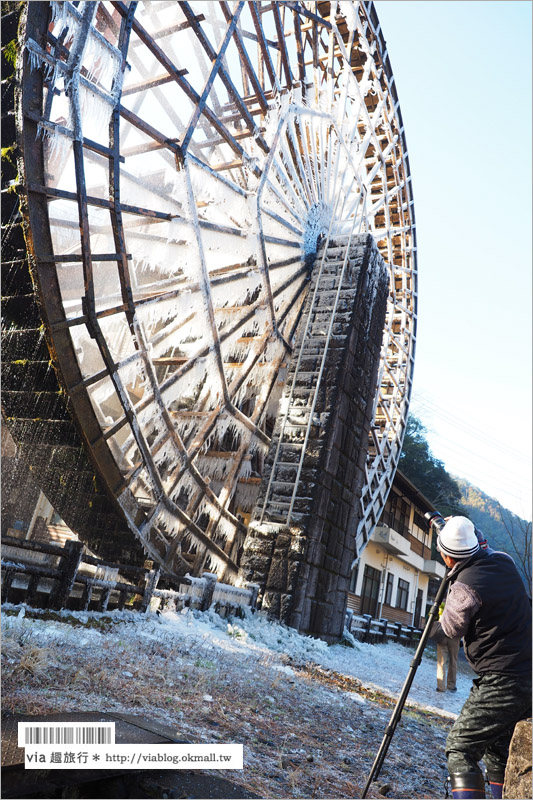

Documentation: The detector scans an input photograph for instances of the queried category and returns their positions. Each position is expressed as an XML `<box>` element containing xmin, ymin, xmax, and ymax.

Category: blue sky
<box><xmin>373</xmin><ymin>1</ymin><xmax>532</xmax><ymax>519</ymax></box>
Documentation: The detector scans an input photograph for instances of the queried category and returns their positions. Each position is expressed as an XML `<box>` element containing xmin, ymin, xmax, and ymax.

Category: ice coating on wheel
<box><xmin>19</xmin><ymin>1</ymin><xmax>416</xmax><ymax>581</ymax></box>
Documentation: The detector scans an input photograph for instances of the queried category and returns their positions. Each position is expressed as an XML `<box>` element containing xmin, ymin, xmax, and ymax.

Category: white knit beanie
<box><xmin>437</xmin><ymin>516</ymin><xmax>479</xmax><ymax>560</ymax></box>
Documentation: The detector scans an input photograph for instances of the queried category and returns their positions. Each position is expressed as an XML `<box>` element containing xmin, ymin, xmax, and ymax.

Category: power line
<box><xmin>428</xmin><ymin>442</ymin><xmax>529</xmax><ymax>499</ymax></box>
<box><xmin>406</xmin><ymin>392</ymin><xmax>532</xmax><ymax>515</ymax></box>
<box><xmin>409</xmin><ymin>408</ymin><xmax>531</xmax><ymax>493</ymax></box>
<box><xmin>412</xmin><ymin>402</ymin><xmax>531</xmax><ymax>467</ymax></box>
<box><xmin>410</xmin><ymin>393</ymin><xmax>530</xmax><ymax>463</ymax></box>
<box><xmin>441</xmin><ymin>466</ymin><xmax>527</xmax><ymax>508</ymax></box>
<box><xmin>422</xmin><ymin>429</ymin><xmax>530</xmax><ymax>488</ymax></box>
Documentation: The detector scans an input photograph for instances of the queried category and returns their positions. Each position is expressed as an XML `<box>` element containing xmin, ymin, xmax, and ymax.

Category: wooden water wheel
<box><xmin>14</xmin><ymin>1</ymin><xmax>416</xmax><ymax>581</ymax></box>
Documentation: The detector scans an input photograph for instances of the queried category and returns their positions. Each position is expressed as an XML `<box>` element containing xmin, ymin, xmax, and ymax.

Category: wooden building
<box><xmin>347</xmin><ymin>471</ymin><xmax>445</xmax><ymax>629</ymax></box>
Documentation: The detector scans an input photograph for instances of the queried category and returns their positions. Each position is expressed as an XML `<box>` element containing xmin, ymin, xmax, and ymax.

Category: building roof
<box><xmin>392</xmin><ymin>469</ymin><xmax>437</xmax><ymax>515</ymax></box>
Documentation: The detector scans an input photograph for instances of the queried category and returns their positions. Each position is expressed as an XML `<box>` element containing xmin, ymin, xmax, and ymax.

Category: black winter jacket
<box><xmin>433</xmin><ymin>549</ymin><xmax>531</xmax><ymax>676</ymax></box>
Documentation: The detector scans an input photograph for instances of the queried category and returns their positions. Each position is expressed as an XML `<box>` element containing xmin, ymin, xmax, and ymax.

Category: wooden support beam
<box><xmin>152</xmin><ymin>357</ymin><xmax>188</xmax><ymax>366</ymax></box>
<box><xmin>220</xmin><ymin>1</ymin><xmax>269</xmax><ymax>114</ymax></box>
<box><xmin>179</xmin><ymin>1</ymin><xmax>269</xmax><ymax>156</ymax></box>
<box><xmin>249</xmin><ymin>2</ymin><xmax>279</xmax><ymax>92</ymax></box>
<box><xmin>129</xmin><ymin>14</ymin><xmax>206</xmax><ymax>45</ymax></box>
<box><xmin>119</xmin><ymin>104</ymin><xmax>181</xmax><ymax>155</ymax></box>
<box><xmin>121</xmin><ymin>139</ymin><xmax>179</xmax><ymax>157</ymax></box>
<box><xmin>272</xmin><ymin>3</ymin><xmax>293</xmax><ymax>88</ymax></box>
<box><xmin>197</xmin><ymin>126</ymin><xmax>265</xmax><ymax>150</ymax></box>
<box><xmin>113</xmin><ymin>1</ymin><xmax>256</xmax><ymax>171</ymax></box>
<box><xmin>122</xmin><ymin>73</ymin><xmax>182</xmax><ymax>97</ymax></box>
<box><xmin>37</xmin><ymin>253</ymin><xmax>131</xmax><ymax>263</ymax></box>
<box><xmin>24</xmin><ymin>110</ymin><xmax>125</xmax><ymax>162</ymax></box>
<box><xmin>27</xmin><ymin>182</ymin><xmax>173</xmax><ymax>221</ymax></box>
<box><xmin>212</xmin><ymin>159</ymin><xmax>244</xmax><ymax>173</ymax></box>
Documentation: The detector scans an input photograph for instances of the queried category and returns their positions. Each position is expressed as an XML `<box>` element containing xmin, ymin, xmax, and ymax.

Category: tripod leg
<box><xmin>360</xmin><ymin>569</ymin><xmax>450</xmax><ymax>798</ymax></box>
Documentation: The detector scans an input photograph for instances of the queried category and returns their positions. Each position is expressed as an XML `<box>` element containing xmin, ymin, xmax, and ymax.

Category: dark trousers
<box><xmin>446</xmin><ymin>672</ymin><xmax>532</xmax><ymax>781</ymax></box>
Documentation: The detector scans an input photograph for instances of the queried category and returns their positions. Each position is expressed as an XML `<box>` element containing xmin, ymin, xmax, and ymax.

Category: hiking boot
<box><xmin>450</xmin><ymin>771</ymin><xmax>486</xmax><ymax>798</ymax></box>
<box><xmin>487</xmin><ymin>772</ymin><xmax>504</xmax><ymax>799</ymax></box>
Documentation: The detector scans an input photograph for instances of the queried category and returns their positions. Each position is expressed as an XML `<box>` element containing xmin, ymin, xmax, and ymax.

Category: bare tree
<box><xmin>498</xmin><ymin>505</ymin><xmax>532</xmax><ymax>593</ymax></box>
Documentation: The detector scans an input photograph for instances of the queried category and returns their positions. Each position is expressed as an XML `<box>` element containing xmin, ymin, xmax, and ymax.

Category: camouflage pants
<box><xmin>446</xmin><ymin>672</ymin><xmax>532</xmax><ymax>781</ymax></box>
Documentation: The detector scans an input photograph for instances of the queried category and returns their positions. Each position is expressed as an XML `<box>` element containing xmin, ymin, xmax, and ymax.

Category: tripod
<box><xmin>361</xmin><ymin>568</ymin><xmax>450</xmax><ymax>798</ymax></box>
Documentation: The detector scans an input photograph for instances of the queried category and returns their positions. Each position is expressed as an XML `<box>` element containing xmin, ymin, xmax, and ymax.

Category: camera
<box><xmin>425</xmin><ymin>511</ymin><xmax>488</xmax><ymax>549</ymax></box>
<box><xmin>424</xmin><ymin>510</ymin><xmax>447</xmax><ymax>533</ymax></box>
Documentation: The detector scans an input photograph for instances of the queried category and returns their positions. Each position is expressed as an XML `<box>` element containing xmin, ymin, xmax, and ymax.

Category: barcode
<box><xmin>19</xmin><ymin>723</ymin><xmax>114</xmax><ymax>747</ymax></box>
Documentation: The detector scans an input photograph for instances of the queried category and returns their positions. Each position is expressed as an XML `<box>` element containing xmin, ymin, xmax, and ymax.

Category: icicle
<box><xmin>212</xmin><ymin>412</ymin><xmax>247</xmax><ymax>449</ymax></box>
<box><xmin>50</xmin><ymin>2</ymin><xmax>80</xmax><ymax>48</ymax></box>
<box><xmin>220</xmin><ymin>327</ymin><xmax>253</xmax><ymax>365</ymax></box>
<box><xmin>50</xmin><ymin>1</ymin><xmax>67</xmax><ymax>27</ymax></box>
<box><xmin>41</xmin><ymin>126</ymin><xmax>73</xmax><ymax>171</ymax></box>
<box><xmin>213</xmin><ymin>583</ymin><xmax>252</xmax><ymax>605</ymax></box>
<box><xmin>194</xmin><ymin>456</ymin><xmax>229</xmax><ymax>483</ymax></box>
<box><xmin>169</xmin><ymin>471</ymin><xmax>198</xmax><ymax>503</ymax></box>
<box><xmin>171</xmin><ymin>416</ymin><xmax>196</xmax><ymax>442</ymax></box>
<box><xmin>152</xmin><ymin>437</ymin><xmax>179</xmax><ymax>471</ymax></box>
<box><xmin>98</xmin><ymin>316</ymin><xmax>136</xmax><ymax>363</ymax></box>
<box><xmin>215</xmin><ymin>515</ymin><xmax>236</xmax><ymax>541</ymax></box>
<box><xmin>79</xmin><ymin>84</ymin><xmax>113</xmax><ymax>141</ymax></box>
<box><xmin>135</xmin><ymin>293</ymin><xmax>206</xmax><ymax>340</ymax></box>
<box><xmin>239</xmin><ymin>457</ymin><xmax>252</xmax><ymax>479</ymax></box>
<box><xmin>180</xmin><ymin>575</ymin><xmax>205</xmax><ymax>598</ymax></box>
<box><xmin>211</xmin><ymin>272</ymin><xmax>262</xmax><ymax>310</ymax></box>
<box><xmin>165</xmin><ymin>168</ymin><xmax>189</xmax><ymax>206</ymax></box>
<box><xmin>161</xmin><ymin>354</ymin><xmax>209</xmax><ymax>405</ymax></box>
<box><xmin>137</xmin><ymin>401</ymin><xmax>166</xmax><ymax>443</ymax></box>
<box><xmin>154</xmin><ymin>505</ymin><xmax>179</xmax><ymax>536</ymax></box>
<box><xmin>26</xmin><ymin>42</ymin><xmax>44</xmax><ymax>74</ymax></box>
<box><xmin>234</xmin><ymin>480</ymin><xmax>261</xmax><ymax>512</ymax></box>
<box><xmin>82</xmin><ymin>30</ymin><xmax>121</xmax><ymax>92</ymax></box>
<box><xmin>61</xmin><ymin>14</ymin><xmax>81</xmax><ymax>51</ymax></box>
<box><xmin>168</xmin><ymin>217</ymin><xmax>193</xmax><ymax>244</ymax></box>
<box><xmin>129</xmin><ymin>466</ymin><xmax>156</xmax><ymax>502</ymax></box>
<box><xmin>126</xmin><ymin>223</ymin><xmax>199</xmax><ymax>280</ymax></box>
<box><xmin>71</xmin><ymin>325</ymin><xmax>106</xmax><ymax>379</ymax></box>
<box><xmin>193</xmin><ymin>497</ymin><xmax>210</xmax><ymax>523</ymax></box>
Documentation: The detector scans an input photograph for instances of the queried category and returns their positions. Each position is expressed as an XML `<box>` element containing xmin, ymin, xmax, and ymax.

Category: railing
<box><xmin>345</xmin><ymin>609</ymin><xmax>422</xmax><ymax>647</ymax></box>
<box><xmin>151</xmin><ymin>574</ymin><xmax>259</xmax><ymax>618</ymax></box>
<box><xmin>1</xmin><ymin>536</ymin><xmax>258</xmax><ymax>617</ymax></box>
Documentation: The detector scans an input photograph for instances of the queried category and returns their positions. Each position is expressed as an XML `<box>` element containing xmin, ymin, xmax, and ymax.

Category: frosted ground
<box><xmin>2</xmin><ymin>604</ymin><xmax>475</xmax><ymax>798</ymax></box>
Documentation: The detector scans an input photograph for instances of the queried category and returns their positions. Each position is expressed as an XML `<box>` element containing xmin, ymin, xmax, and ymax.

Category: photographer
<box><xmin>431</xmin><ymin>516</ymin><xmax>531</xmax><ymax>799</ymax></box>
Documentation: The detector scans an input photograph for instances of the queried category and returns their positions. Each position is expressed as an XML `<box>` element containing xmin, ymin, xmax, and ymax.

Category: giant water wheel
<box><xmin>13</xmin><ymin>1</ymin><xmax>416</xmax><ymax>583</ymax></box>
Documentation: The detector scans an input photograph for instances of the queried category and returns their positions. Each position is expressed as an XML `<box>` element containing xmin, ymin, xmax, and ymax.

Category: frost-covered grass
<box><xmin>2</xmin><ymin>604</ymin><xmax>475</xmax><ymax>798</ymax></box>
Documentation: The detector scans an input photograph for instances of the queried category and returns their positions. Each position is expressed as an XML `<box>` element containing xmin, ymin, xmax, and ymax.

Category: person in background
<box><xmin>436</xmin><ymin>601</ymin><xmax>459</xmax><ymax>693</ymax></box>
<box><xmin>430</xmin><ymin>516</ymin><xmax>531</xmax><ymax>800</ymax></box>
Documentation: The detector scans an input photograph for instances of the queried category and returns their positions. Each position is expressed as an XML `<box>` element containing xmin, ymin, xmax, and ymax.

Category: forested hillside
<box><xmin>400</xmin><ymin>415</ymin><xmax>531</xmax><ymax>591</ymax></box>
<box><xmin>456</xmin><ymin>478</ymin><xmax>531</xmax><ymax>590</ymax></box>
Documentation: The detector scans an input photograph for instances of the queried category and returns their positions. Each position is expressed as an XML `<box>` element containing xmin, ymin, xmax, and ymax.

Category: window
<box><xmin>396</xmin><ymin>578</ymin><xmax>410</xmax><ymax>611</ymax></box>
<box><xmin>382</xmin><ymin>493</ymin><xmax>410</xmax><ymax>538</ymax></box>
<box><xmin>393</xmin><ymin>497</ymin><xmax>410</xmax><ymax>538</ymax></box>
<box><xmin>360</xmin><ymin>565</ymin><xmax>381</xmax><ymax>617</ymax></box>
<box><xmin>413</xmin><ymin>511</ymin><xmax>428</xmax><ymax>535</ymax></box>
<box><xmin>384</xmin><ymin>573</ymin><xmax>394</xmax><ymax>606</ymax></box>
<box><xmin>381</xmin><ymin>495</ymin><xmax>395</xmax><ymax>528</ymax></box>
